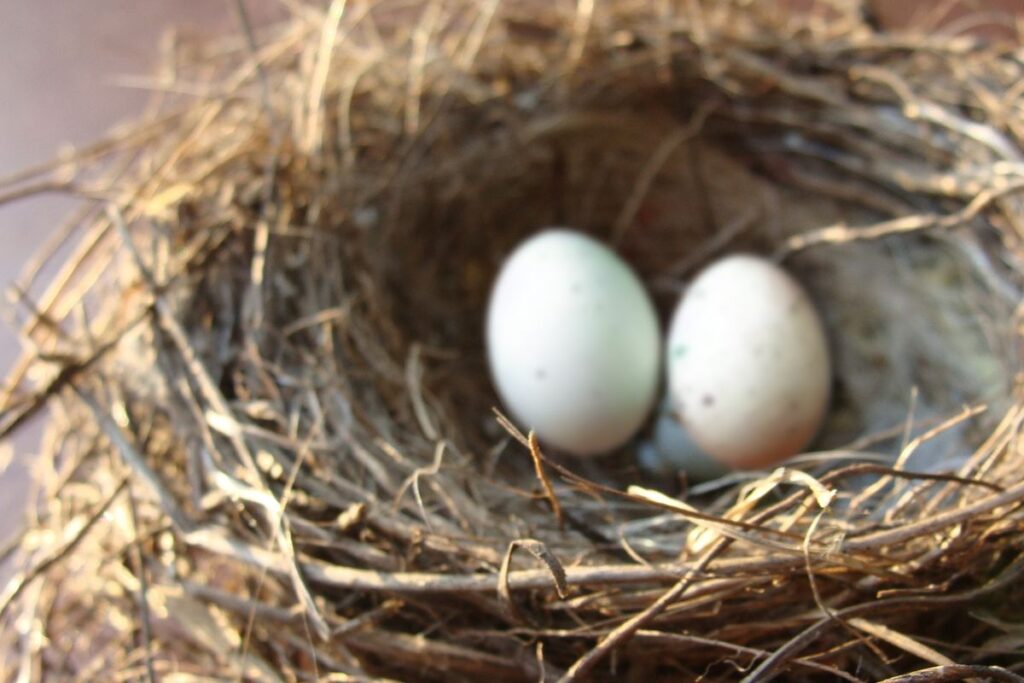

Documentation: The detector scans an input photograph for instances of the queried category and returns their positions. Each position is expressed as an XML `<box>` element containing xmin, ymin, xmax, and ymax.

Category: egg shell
<box><xmin>666</xmin><ymin>254</ymin><xmax>831</xmax><ymax>469</ymax></box>
<box><xmin>487</xmin><ymin>229</ymin><xmax>660</xmax><ymax>456</ymax></box>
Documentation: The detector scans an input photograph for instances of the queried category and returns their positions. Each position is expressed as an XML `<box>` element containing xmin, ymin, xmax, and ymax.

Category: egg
<box><xmin>638</xmin><ymin>399</ymin><xmax>731</xmax><ymax>481</ymax></box>
<box><xmin>487</xmin><ymin>229</ymin><xmax>660</xmax><ymax>456</ymax></box>
<box><xmin>666</xmin><ymin>254</ymin><xmax>831</xmax><ymax>469</ymax></box>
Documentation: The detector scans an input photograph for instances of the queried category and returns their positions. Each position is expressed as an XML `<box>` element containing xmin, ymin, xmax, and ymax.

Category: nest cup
<box><xmin>3</xmin><ymin>1</ymin><xmax>1024</xmax><ymax>680</ymax></box>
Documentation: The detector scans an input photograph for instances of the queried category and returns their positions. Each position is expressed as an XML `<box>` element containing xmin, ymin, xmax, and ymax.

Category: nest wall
<box><xmin>2</xmin><ymin>1</ymin><xmax>1024</xmax><ymax>681</ymax></box>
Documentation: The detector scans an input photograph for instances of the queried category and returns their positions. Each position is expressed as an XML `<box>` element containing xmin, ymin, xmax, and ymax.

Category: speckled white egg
<box><xmin>487</xmin><ymin>229</ymin><xmax>660</xmax><ymax>456</ymax></box>
<box><xmin>666</xmin><ymin>254</ymin><xmax>831</xmax><ymax>470</ymax></box>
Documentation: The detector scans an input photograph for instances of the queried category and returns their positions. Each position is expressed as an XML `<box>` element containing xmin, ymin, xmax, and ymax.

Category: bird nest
<box><xmin>2</xmin><ymin>1</ymin><xmax>1024</xmax><ymax>681</ymax></box>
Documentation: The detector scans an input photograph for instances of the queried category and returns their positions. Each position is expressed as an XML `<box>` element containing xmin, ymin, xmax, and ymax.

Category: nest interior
<box><xmin>2</xmin><ymin>1</ymin><xmax>1024</xmax><ymax>681</ymax></box>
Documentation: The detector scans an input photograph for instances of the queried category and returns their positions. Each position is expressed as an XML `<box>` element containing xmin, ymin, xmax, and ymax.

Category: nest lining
<box><xmin>2</xmin><ymin>1</ymin><xmax>1024</xmax><ymax>681</ymax></box>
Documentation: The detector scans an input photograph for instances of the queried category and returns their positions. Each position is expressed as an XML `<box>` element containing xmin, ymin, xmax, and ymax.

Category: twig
<box><xmin>558</xmin><ymin>536</ymin><xmax>730</xmax><ymax>682</ymax></box>
<box><xmin>740</xmin><ymin>553</ymin><xmax>1024</xmax><ymax>682</ymax></box>
<box><xmin>125</xmin><ymin>479</ymin><xmax>157</xmax><ymax>683</ymax></box>
<box><xmin>73</xmin><ymin>388</ymin><xmax>192</xmax><ymax>532</ymax></box>
<box><xmin>781</xmin><ymin>178</ymin><xmax>1024</xmax><ymax>254</ymax></box>
<box><xmin>0</xmin><ymin>308</ymin><xmax>150</xmax><ymax>441</ymax></box>
<box><xmin>847</xmin><ymin>618</ymin><xmax>955</xmax><ymax>668</ymax></box>
<box><xmin>633</xmin><ymin>631</ymin><xmax>865</xmax><ymax>682</ymax></box>
<box><xmin>528</xmin><ymin>432</ymin><xmax>564</xmax><ymax>529</ymax></box>
<box><xmin>0</xmin><ymin>477</ymin><xmax>129</xmax><ymax>621</ymax></box>
<box><xmin>498</xmin><ymin>539</ymin><xmax>568</xmax><ymax>623</ymax></box>
<box><xmin>877</xmin><ymin>665</ymin><xmax>1024</xmax><ymax>683</ymax></box>
<box><xmin>108</xmin><ymin>205</ymin><xmax>263</xmax><ymax>481</ymax></box>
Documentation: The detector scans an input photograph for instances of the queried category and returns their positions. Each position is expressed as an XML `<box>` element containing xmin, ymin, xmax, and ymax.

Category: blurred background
<box><xmin>0</xmin><ymin>0</ymin><xmax>1020</xmax><ymax>548</ymax></box>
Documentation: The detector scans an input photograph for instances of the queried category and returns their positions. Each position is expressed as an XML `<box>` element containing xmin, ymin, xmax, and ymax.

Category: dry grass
<box><xmin>2</xmin><ymin>0</ymin><xmax>1024</xmax><ymax>680</ymax></box>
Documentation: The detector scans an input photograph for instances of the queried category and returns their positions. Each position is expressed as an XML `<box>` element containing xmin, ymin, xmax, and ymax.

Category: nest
<box><xmin>3</xmin><ymin>1</ymin><xmax>1024</xmax><ymax>681</ymax></box>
